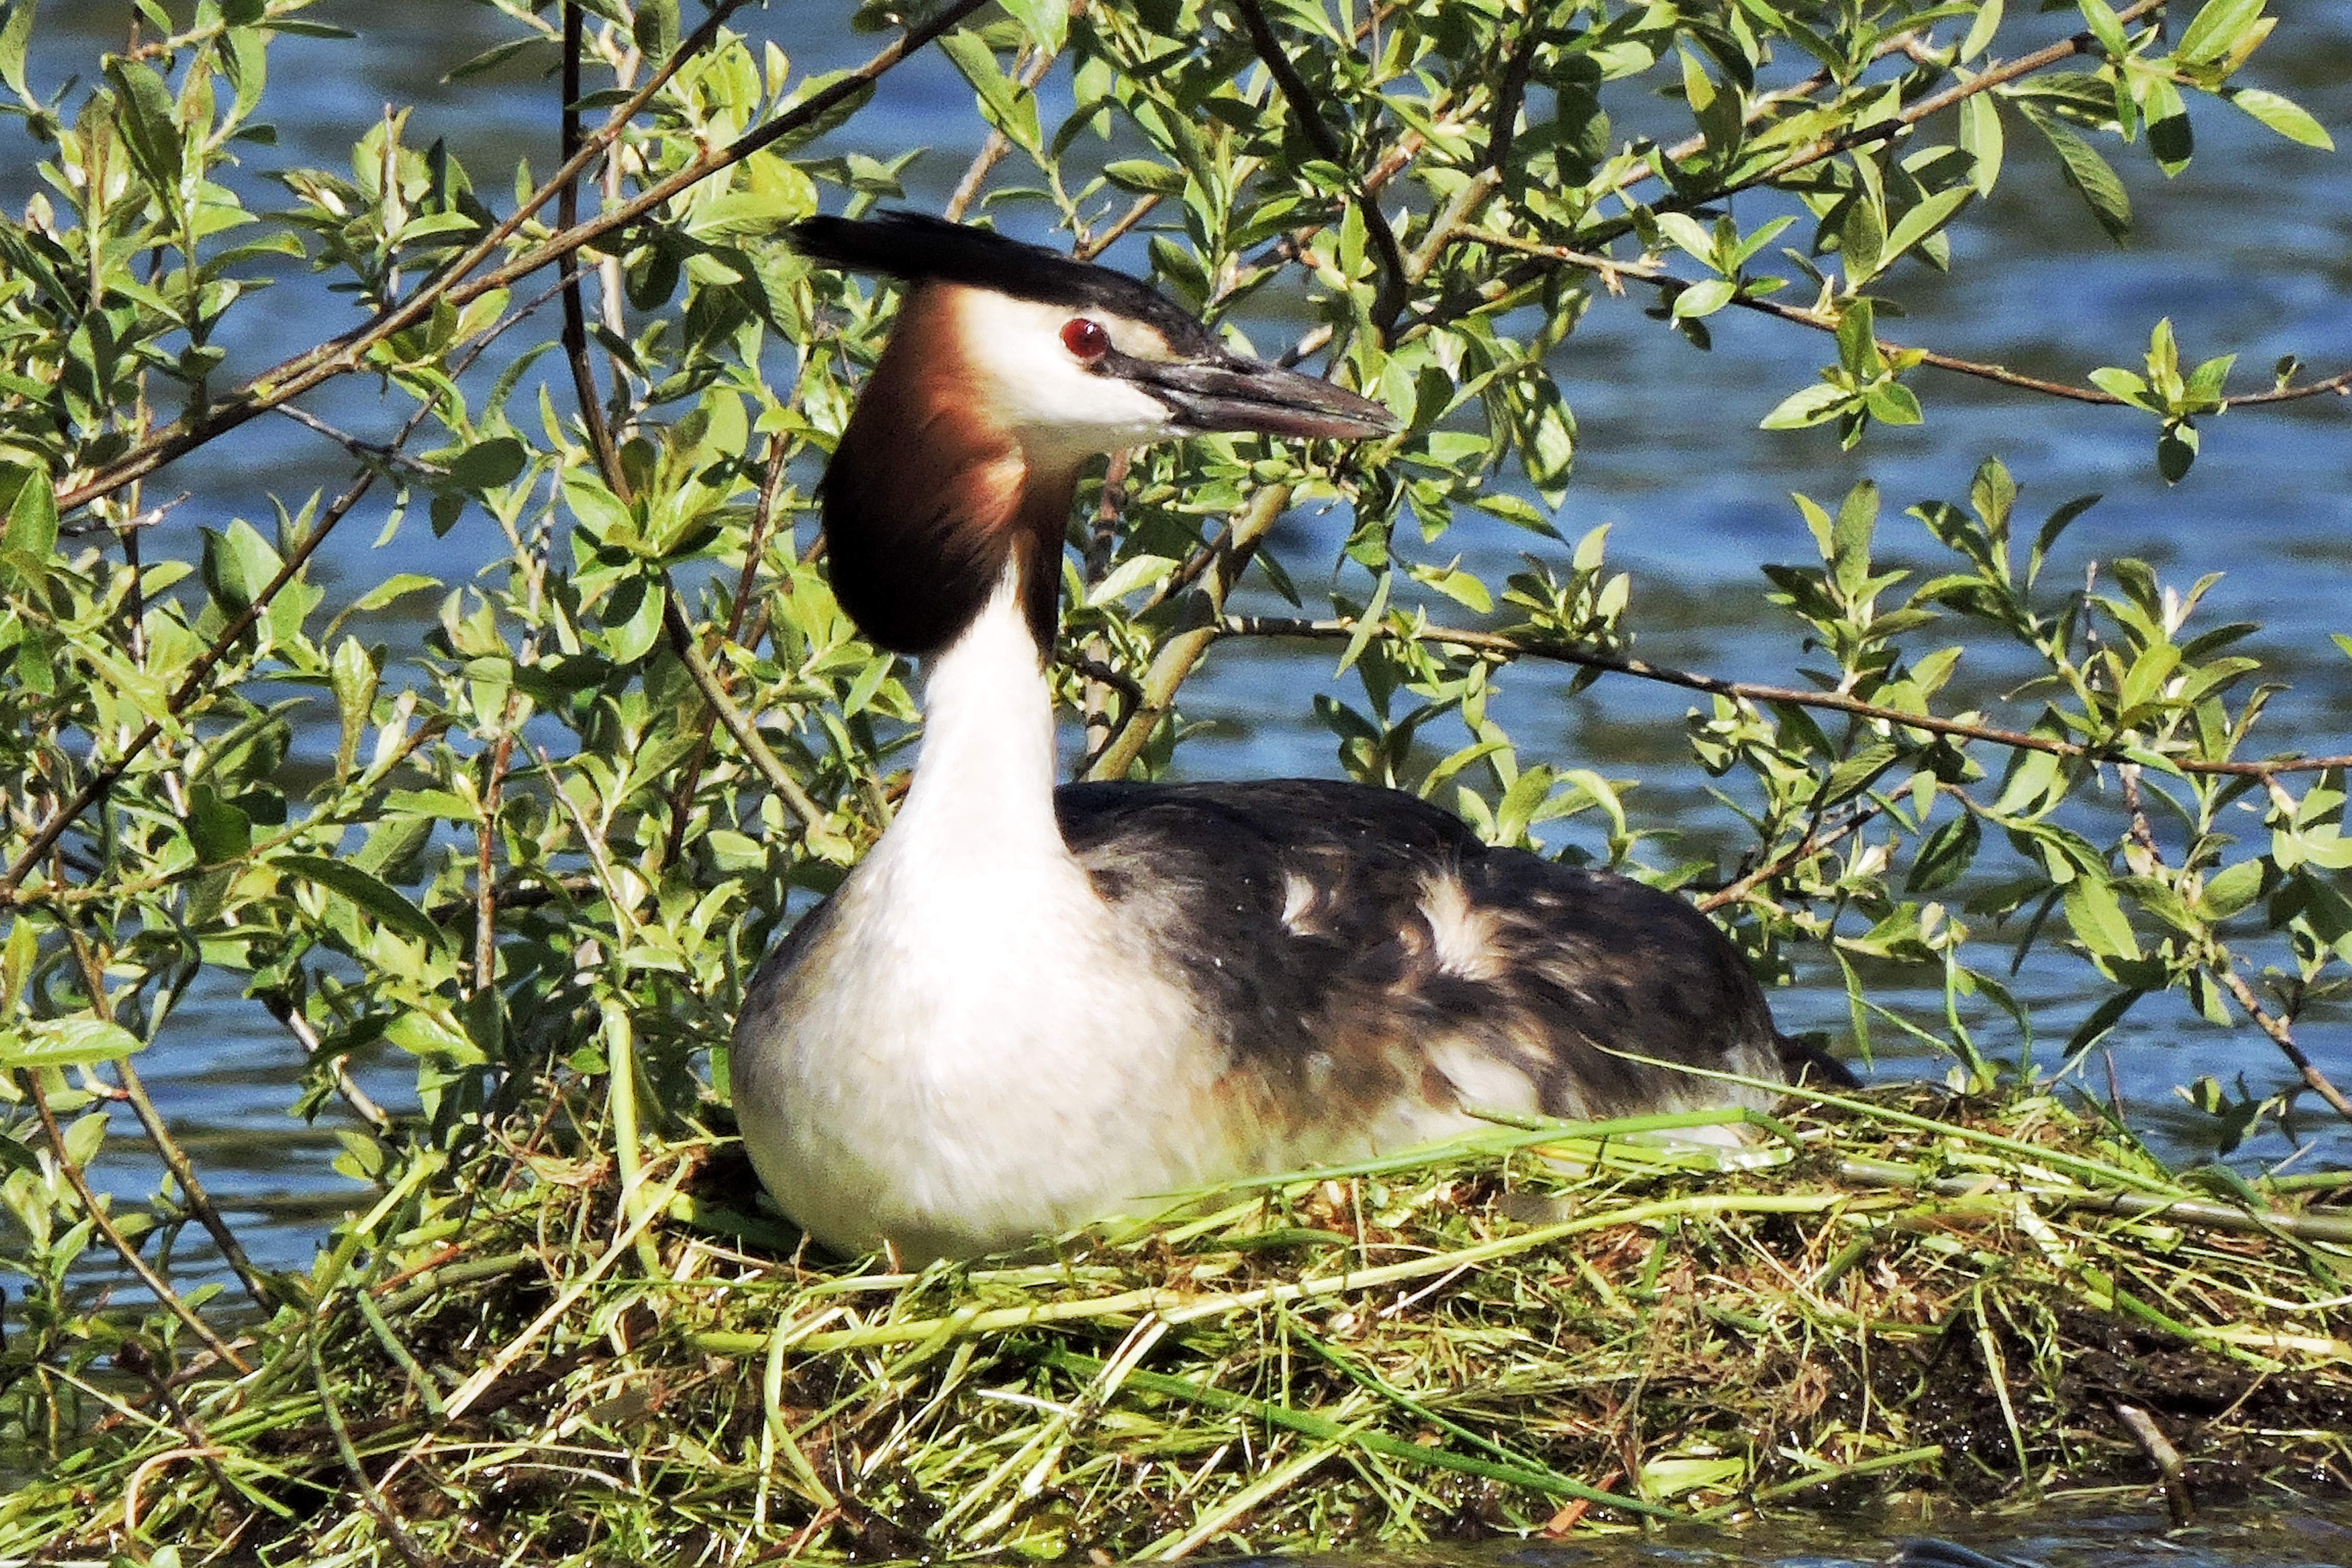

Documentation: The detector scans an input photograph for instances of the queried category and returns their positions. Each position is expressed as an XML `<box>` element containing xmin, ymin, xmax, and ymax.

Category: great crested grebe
<box><xmin>732</xmin><ymin>211</ymin><xmax>1816</xmax><ymax>1261</ymax></box>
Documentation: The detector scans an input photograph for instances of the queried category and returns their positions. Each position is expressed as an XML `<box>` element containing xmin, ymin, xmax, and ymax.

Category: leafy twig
<box><xmin>943</xmin><ymin>39</ymin><xmax>1060</xmax><ymax>221</ymax></box>
<box><xmin>1085</xmin><ymin>483</ymin><xmax>1294</xmax><ymax>780</ymax></box>
<box><xmin>558</xmin><ymin>2</ymin><xmax>627</xmax><ymax>496</ymax></box>
<box><xmin>664</xmin><ymin>432</ymin><xmax>794</xmax><ymax>868</ymax></box>
<box><xmin>2211</xmin><ymin>959</ymin><xmax>2352</xmax><ymax>1123</ymax></box>
<box><xmin>1232</xmin><ymin>0</ymin><xmax>1410</xmax><ymax>336</ymax></box>
<box><xmin>660</xmin><ymin>588</ymin><xmax>824</xmax><ymax>829</ymax></box>
<box><xmin>20</xmin><ymin>1072</ymin><xmax>250</xmax><ymax>1373</ymax></box>
<box><xmin>1696</xmin><ymin>802</ymin><xmax>1887</xmax><ymax>914</ymax></box>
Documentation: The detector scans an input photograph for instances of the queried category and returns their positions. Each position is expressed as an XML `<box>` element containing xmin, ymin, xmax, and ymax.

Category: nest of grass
<box><xmin>9</xmin><ymin>1087</ymin><xmax>2351</xmax><ymax>1565</ymax></box>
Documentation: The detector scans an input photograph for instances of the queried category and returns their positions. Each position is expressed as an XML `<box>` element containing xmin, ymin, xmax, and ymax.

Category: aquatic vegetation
<box><xmin>6</xmin><ymin>1091</ymin><xmax>2347</xmax><ymax>1561</ymax></box>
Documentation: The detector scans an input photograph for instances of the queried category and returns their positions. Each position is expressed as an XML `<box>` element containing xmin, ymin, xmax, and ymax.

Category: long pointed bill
<box><xmin>1117</xmin><ymin>352</ymin><xmax>1398</xmax><ymax>440</ymax></box>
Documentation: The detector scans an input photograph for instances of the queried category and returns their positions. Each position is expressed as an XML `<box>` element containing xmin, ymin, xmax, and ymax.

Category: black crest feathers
<box><xmin>789</xmin><ymin>211</ymin><xmax>1216</xmax><ymax>355</ymax></box>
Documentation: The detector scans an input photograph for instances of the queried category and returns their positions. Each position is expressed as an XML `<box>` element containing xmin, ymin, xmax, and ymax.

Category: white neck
<box><xmin>889</xmin><ymin>566</ymin><xmax>1063</xmax><ymax>856</ymax></box>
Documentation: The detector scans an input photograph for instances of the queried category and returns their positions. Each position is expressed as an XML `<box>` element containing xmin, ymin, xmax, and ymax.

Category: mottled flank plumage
<box><xmin>732</xmin><ymin>213</ymin><xmax>1827</xmax><ymax>1261</ymax></box>
<box><xmin>1057</xmin><ymin>778</ymin><xmax>1789</xmax><ymax>1128</ymax></box>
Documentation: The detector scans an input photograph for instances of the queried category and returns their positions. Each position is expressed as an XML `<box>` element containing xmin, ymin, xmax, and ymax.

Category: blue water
<box><xmin>3</xmin><ymin>9</ymin><xmax>2350</xmax><ymax>1550</ymax></box>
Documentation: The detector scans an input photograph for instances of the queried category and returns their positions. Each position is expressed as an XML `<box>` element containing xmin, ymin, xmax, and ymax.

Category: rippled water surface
<box><xmin>4</xmin><ymin>1</ymin><xmax>2351</xmax><ymax>1548</ymax></box>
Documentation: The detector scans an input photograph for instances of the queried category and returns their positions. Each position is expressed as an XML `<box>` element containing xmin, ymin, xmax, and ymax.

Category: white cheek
<box><xmin>952</xmin><ymin>292</ymin><xmax>1176</xmax><ymax>462</ymax></box>
<box><xmin>1017</xmin><ymin>364</ymin><xmax>1174</xmax><ymax>465</ymax></box>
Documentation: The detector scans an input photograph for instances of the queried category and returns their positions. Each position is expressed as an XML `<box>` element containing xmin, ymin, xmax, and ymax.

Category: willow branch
<box><xmin>1232</xmin><ymin>0</ymin><xmax>1409</xmax><ymax>335</ymax></box>
<box><xmin>1632</xmin><ymin>0</ymin><xmax>2170</xmax><ymax>234</ymax></box>
<box><xmin>664</xmin><ymin>434</ymin><xmax>794</xmax><ymax>867</ymax></box>
<box><xmin>1214</xmin><ymin>614</ymin><xmax>2352</xmax><ymax>780</ymax></box>
<box><xmin>2</xmin><ymin>274</ymin><xmax>549</xmax><ymax>905</ymax></box>
<box><xmin>1085</xmin><ymin>483</ymin><xmax>1294</xmax><ymax>780</ymax></box>
<box><xmin>54</xmin><ymin>923</ymin><xmax>273</xmax><ymax>1312</ymax></box>
<box><xmin>559</xmin><ymin>2</ymin><xmax>626</xmax><ymax>496</ymax></box>
<box><xmin>1695</xmin><ymin>802</ymin><xmax>1885</xmax><ymax>915</ymax></box>
<box><xmin>5</xmin><ymin>461</ymin><xmax>379</xmax><ymax>898</ymax></box>
<box><xmin>2211</xmin><ymin>961</ymin><xmax>2352</xmax><ymax>1123</ymax></box>
<box><xmin>660</xmin><ymin>589</ymin><xmax>823</xmax><ymax>830</ymax></box>
<box><xmin>61</xmin><ymin>0</ymin><xmax>987</xmax><ymax>512</ymax></box>
<box><xmin>1416</xmin><ymin>2</ymin><xmax>2168</xmax><ymax>339</ymax></box>
<box><xmin>22</xmin><ymin>1072</ymin><xmax>250</xmax><ymax>1373</ymax></box>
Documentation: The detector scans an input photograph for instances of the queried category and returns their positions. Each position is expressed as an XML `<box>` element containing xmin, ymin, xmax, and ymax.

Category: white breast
<box><xmin>729</xmin><ymin>576</ymin><xmax>1236</xmax><ymax>1259</ymax></box>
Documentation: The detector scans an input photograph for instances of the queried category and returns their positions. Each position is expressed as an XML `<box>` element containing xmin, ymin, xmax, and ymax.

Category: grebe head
<box><xmin>791</xmin><ymin>212</ymin><xmax>1395</xmax><ymax>654</ymax></box>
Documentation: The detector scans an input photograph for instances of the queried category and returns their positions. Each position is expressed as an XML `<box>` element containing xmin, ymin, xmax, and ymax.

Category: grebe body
<box><xmin>731</xmin><ymin>213</ymin><xmax>1800</xmax><ymax>1260</ymax></box>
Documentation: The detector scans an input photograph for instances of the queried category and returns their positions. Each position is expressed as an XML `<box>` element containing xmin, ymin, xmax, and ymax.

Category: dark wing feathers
<box><xmin>1056</xmin><ymin>777</ymin><xmax>1800</xmax><ymax>1121</ymax></box>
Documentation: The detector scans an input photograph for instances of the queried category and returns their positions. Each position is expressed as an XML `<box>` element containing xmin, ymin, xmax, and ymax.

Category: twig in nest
<box><xmin>2111</xmin><ymin>1401</ymin><xmax>2195</xmax><ymax>1526</ymax></box>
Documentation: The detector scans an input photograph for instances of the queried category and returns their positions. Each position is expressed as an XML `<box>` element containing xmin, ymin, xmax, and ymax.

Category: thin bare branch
<box><xmin>1213</xmin><ymin>613</ymin><xmax>2352</xmax><ymax>780</ymax></box>
<box><xmin>559</xmin><ymin>2</ymin><xmax>627</xmax><ymax>497</ymax></box>
<box><xmin>21</xmin><ymin>1072</ymin><xmax>251</xmax><ymax>1373</ymax></box>
<box><xmin>2212</xmin><ymin>961</ymin><xmax>2352</xmax><ymax>1123</ymax></box>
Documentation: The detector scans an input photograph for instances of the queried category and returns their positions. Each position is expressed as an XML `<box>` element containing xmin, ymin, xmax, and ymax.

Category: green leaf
<box><xmin>2088</xmin><ymin>365</ymin><xmax>2152</xmax><ymax>407</ymax></box>
<box><xmin>1959</xmin><ymin>95</ymin><xmax>2003</xmax><ymax>197</ymax></box>
<box><xmin>385</xmin><ymin>1010</ymin><xmax>486</xmax><ymax>1067</ymax></box>
<box><xmin>602</xmin><ymin>577</ymin><xmax>667</xmax><ymax>664</ymax></box>
<box><xmin>1407</xmin><ymin>561</ymin><xmax>1493</xmax><ymax>614</ymax></box>
<box><xmin>448</xmin><ymin>35</ymin><xmax>555</xmax><ymax>83</ymax></box>
<box><xmin>2145</xmin><ymin>77</ymin><xmax>2193</xmax><ymax>176</ymax></box>
<box><xmin>2177</xmin><ymin>0</ymin><xmax>2268</xmax><ymax>65</ymax></box>
<box><xmin>938</xmin><ymin>30</ymin><xmax>1041</xmax><ymax>155</ymax></box>
<box><xmin>1834</xmin><ymin>299</ymin><xmax>1881</xmax><ymax>378</ymax></box>
<box><xmin>1102</xmin><ymin>159</ymin><xmax>1187</xmax><ymax>196</ymax></box>
<box><xmin>277</xmin><ymin>854</ymin><xmax>444</xmax><ymax>947</ymax></box>
<box><xmin>0</xmin><ymin>1016</ymin><xmax>147</xmax><ymax>1070</ymax></box>
<box><xmin>2061</xmin><ymin>987</ymin><xmax>2142</xmax><ymax>1062</ymax></box>
<box><xmin>1821</xmin><ymin>743</ymin><xmax>1898</xmax><ymax>806</ymax></box>
<box><xmin>2184</xmin><ymin>352</ymin><xmax>2235</xmax><ymax>406</ymax></box>
<box><xmin>0</xmin><ymin>0</ymin><xmax>35</xmax><ymax>102</ymax></box>
<box><xmin>185</xmin><ymin>783</ymin><xmax>253</xmax><ymax>864</ymax></box>
<box><xmin>1759</xmin><ymin>382</ymin><xmax>1851</xmax><ymax>430</ymax></box>
<box><xmin>632</xmin><ymin>0</ymin><xmax>679</xmax><ymax>61</ymax></box>
<box><xmin>1652</xmin><ymin>212</ymin><xmax>1715</xmax><ymax>263</ymax></box>
<box><xmin>563</xmin><ymin>471</ymin><xmax>633</xmax><ymax>540</ymax></box>
<box><xmin>1959</xmin><ymin>0</ymin><xmax>2004</xmax><ymax>63</ymax></box>
<box><xmin>446</xmin><ymin>435</ymin><xmax>527</xmax><ymax>493</ymax></box>
<box><xmin>4</xmin><ymin>467</ymin><xmax>56</xmax><ymax>559</ymax></box>
<box><xmin>349</xmin><ymin>573</ymin><xmax>442</xmax><ymax>613</ymax></box>
<box><xmin>104</xmin><ymin>55</ymin><xmax>185</xmax><ymax>194</ymax></box>
<box><xmin>1883</xmin><ymin>186</ymin><xmax>1972</xmax><ymax>265</ymax></box>
<box><xmin>2019</xmin><ymin>103</ymin><xmax>2132</xmax><ymax>242</ymax></box>
<box><xmin>2227</xmin><ymin>87</ymin><xmax>2334</xmax><ymax>151</ymax></box>
<box><xmin>1084</xmin><ymin>553</ymin><xmax>1178</xmax><ymax>607</ymax></box>
<box><xmin>1839</xmin><ymin>188</ymin><xmax>1885</xmax><ymax>282</ymax></box>
<box><xmin>2157</xmin><ymin>420</ymin><xmax>2198</xmax><ymax>483</ymax></box>
<box><xmin>999</xmin><ymin>0</ymin><xmax>1068</xmax><ymax>51</ymax></box>
<box><xmin>2115</xmin><ymin>873</ymin><xmax>2198</xmax><ymax>934</ymax></box>
<box><xmin>1671</xmin><ymin>277</ymin><xmax>1734</xmax><ymax>319</ymax></box>
<box><xmin>2076</xmin><ymin>0</ymin><xmax>2128</xmax><ymax>59</ymax></box>
<box><xmin>1861</xmin><ymin>380</ymin><xmax>1922</xmax><ymax>426</ymax></box>
<box><xmin>1907</xmin><ymin>812</ymin><xmax>1981</xmax><ymax>893</ymax></box>
<box><xmin>2062</xmin><ymin>875</ymin><xmax>2141</xmax><ymax>961</ymax></box>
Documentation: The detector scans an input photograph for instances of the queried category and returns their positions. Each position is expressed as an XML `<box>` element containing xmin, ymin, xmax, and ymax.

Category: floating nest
<box><xmin>8</xmin><ymin>1087</ymin><xmax>2350</xmax><ymax>1564</ymax></box>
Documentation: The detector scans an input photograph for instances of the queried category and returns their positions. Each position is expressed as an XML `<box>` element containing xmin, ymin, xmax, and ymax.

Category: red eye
<box><xmin>1061</xmin><ymin>317</ymin><xmax>1110</xmax><ymax>359</ymax></box>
